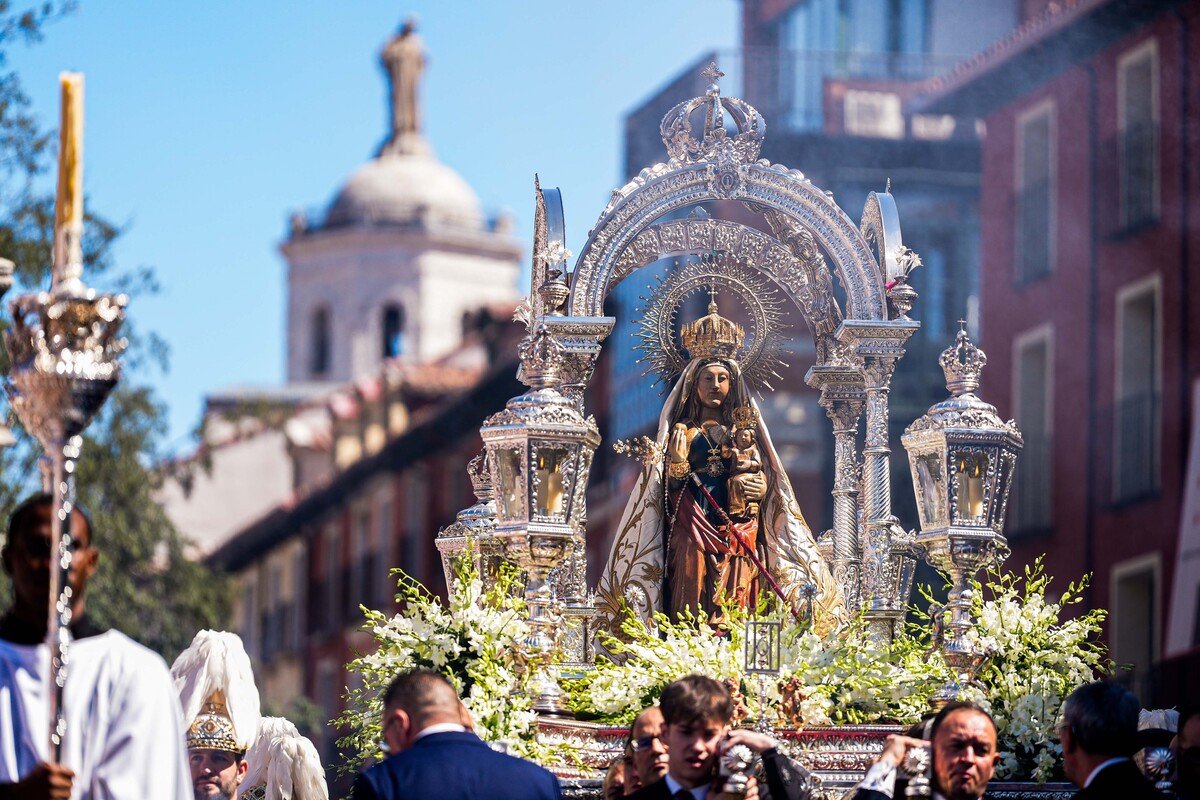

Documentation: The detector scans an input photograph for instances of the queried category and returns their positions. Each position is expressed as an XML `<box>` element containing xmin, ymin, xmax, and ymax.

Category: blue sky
<box><xmin>8</xmin><ymin>1</ymin><xmax>739</xmax><ymax>451</ymax></box>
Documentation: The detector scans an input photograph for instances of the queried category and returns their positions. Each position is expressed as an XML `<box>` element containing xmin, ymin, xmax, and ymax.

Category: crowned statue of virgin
<box><xmin>598</xmin><ymin>287</ymin><xmax>846</xmax><ymax>632</ymax></box>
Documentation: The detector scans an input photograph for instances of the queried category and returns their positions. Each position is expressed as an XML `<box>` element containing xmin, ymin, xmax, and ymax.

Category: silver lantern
<box><xmin>479</xmin><ymin>325</ymin><xmax>600</xmax><ymax>716</ymax></box>
<box><xmin>901</xmin><ymin>325</ymin><xmax>1022</xmax><ymax>706</ymax></box>
<box><xmin>435</xmin><ymin>454</ymin><xmax>503</xmax><ymax>594</ymax></box>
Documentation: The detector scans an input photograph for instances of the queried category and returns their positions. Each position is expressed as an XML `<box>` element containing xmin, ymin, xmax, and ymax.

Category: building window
<box><xmin>1118</xmin><ymin>40</ymin><xmax>1159</xmax><ymax>230</ymax></box>
<box><xmin>403</xmin><ymin>472</ymin><xmax>426</xmax><ymax>580</ymax></box>
<box><xmin>241</xmin><ymin>579</ymin><xmax>258</xmax><ymax>660</ymax></box>
<box><xmin>310</xmin><ymin>306</ymin><xmax>331</xmax><ymax>377</ymax></box>
<box><xmin>316</xmin><ymin>660</ymin><xmax>338</xmax><ymax>762</ymax></box>
<box><xmin>377</xmin><ymin>494</ymin><xmax>393</xmax><ymax>606</ymax></box>
<box><xmin>324</xmin><ymin>526</ymin><xmax>340</xmax><ymax>632</ymax></box>
<box><xmin>1011</xmin><ymin>325</ymin><xmax>1053</xmax><ymax>533</ymax></box>
<box><xmin>1112</xmin><ymin>554</ymin><xmax>1159</xmax><ymax>700</ymax></box>
<box><xmin>1114</xmin><ymin>277</ymin><xmax>1161</xmax><ymax>502</ymax></box>
<box><xmin>1015</xmin><ymin>101</ymin><xmax>1054</xmax><ymax>285</ymax></box>
<box><xmin>291</xmin><ymin>548</ymin><xmax>305</xmax><ymax>651</ymax></box>
<box><xmin>261</xmin><ymin>563</ymin><xmax>282</xmax><ymax>660</ymax></box>
<box><xmin>382</xmin><ymin>304</ymin><xmax>405</xmax><ymax>358</ymax></box>
<box><xmin>352</xmin><ymin>507</ymin><xmax>372</xmax><ymax>614</ymax></box>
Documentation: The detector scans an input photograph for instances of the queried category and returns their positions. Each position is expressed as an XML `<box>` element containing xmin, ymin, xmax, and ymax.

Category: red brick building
<box><xmin>918</xmin><ymin>0</ymin><xmax>1200</xmax><ymax>704</ymax></box>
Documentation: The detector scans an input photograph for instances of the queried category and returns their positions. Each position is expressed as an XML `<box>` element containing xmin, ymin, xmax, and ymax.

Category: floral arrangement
<box><xmin>339</xmin><ymin>556</ymin><xmax>1108</xmax><ymax>783</ymax></box>
<box><xmin>336</xmin><ymin>562</ymin><xmax>543</xmax><ymax>769</ymax></box>
<box><xmin>964</xmin><ymin>558</ymin><xmax>1110</xmax><ymax>782</ymax></box>
<box><xmin>568</xmin><ymin>605</ymin><xmax>949</xmax><ymax>729</ymax></box>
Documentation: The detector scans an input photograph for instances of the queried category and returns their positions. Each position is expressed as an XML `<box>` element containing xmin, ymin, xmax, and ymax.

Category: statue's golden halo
<box><xmin>633</xmin><ymin>251</ymin><xmax>789</xmax><ymax>393</ymax></box>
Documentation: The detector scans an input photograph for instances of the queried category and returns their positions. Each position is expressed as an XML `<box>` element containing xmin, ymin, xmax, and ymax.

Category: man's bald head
<box><xmin>382</xmin><ymin>669</ymin><xmax>461</xmax><ymax>731</ymax></box>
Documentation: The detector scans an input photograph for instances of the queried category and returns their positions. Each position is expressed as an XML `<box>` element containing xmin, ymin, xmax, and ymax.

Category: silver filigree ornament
<box><xmin>659</xmin><ymin>61</ymin><xmax>764</xmax><ymax>169</ymax></box>
<box><xmin>632</xmin><ymin>252</ymin><xmax>788</xmax><ymax>393</ymax></box>
<box><xmin>434</xmin><ymin>454</ymin><xmax>503</xmax><ymax>593</ymax></box>
<box><xmin>6</xmin><ymin>289</ymin><xmax>127</xmax><ymax>435</ymax></box>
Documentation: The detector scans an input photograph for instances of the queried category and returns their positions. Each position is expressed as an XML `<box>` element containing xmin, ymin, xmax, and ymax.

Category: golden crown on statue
<box><xmin>731</xmin><ymin>404</ymin><xmax>758</xmax><ymax>430</ymax></box>
<box><xmin>681</xmin><ymin>290</ymin><xmax>745</xmax><ymax>360</ymax></box>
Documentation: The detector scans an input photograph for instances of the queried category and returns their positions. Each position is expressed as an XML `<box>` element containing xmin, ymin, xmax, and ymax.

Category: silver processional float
<box><xmin>438</xmin><ymin>62</ymin><xmax>1025</xmax><ymax>741</ymax></box>
<box><xmin>2</xmin><ymin>73</ymin><xmax>127</xmax><ymax>760</ymax></box>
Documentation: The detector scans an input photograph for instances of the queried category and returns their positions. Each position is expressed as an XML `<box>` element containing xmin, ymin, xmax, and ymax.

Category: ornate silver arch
<box><xmin>568</xmin><ymin>160</ymin><xmax>886</xmax><ymax>324</ymax></box>
<box><xmin>608</xmin><ymin>215</ymin><xmax>843</xmax><ymax>363</ymax></box>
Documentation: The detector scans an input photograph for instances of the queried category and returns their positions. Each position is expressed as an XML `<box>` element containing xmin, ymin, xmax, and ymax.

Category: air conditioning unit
<box><xmin>844</xmin><ymin>90</ymin><xmax>904</xmax><ymax>139</ymax></box>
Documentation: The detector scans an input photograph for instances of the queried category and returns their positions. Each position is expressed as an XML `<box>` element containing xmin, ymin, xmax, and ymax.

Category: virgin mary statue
<box><xmin>598</xmin><ymin>297</ymin><xmax>846</xmax><ymax>631</ymax></box>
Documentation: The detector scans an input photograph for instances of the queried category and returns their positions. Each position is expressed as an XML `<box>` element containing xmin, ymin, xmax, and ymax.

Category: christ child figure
<box><xmin>723</xmin><ymin>424</ymin><xmax>762</xmax><ymax>521</ymax></box>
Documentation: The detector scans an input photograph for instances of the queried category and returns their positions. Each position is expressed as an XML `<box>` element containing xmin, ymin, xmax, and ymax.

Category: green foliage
<box><xmin>0</xmin><ymin>2</ymin><xmax>228</xmax><ymax>659</ymax></box>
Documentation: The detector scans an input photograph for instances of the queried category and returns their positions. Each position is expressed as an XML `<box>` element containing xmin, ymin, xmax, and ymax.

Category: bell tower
<box><xmin>281</xmin><ymin>18</ymin><xmax>520</xmax><ymax>383</ymax></box>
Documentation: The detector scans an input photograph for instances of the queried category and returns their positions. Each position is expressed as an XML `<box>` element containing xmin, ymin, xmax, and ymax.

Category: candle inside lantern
<box><xmin>54</xmin><ymin>72</ymin><xmax>84</xmax><ymax>281</ymax></box>
<box><xmin>956</xmin><ymin>453</ymin><xmax>987</xmax><ymax>521</ymax></box>
<box><xmin>535</xmin><ymin>449</ymin><xmax>565</xmax><ymax>517</ymax></box>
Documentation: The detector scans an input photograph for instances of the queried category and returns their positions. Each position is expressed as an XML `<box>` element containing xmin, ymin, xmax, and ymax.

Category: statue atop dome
<box><xmin>381</xmin><ymin>15</ymin><xmax>425</xmax><ymax>155</ymax></box>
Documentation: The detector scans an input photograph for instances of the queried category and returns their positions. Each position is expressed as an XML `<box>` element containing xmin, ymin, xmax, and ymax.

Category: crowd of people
<box><xmin>0</xmin><ymin>492</ymin><xmax>1196</xmax><ymax>800</ymax></box>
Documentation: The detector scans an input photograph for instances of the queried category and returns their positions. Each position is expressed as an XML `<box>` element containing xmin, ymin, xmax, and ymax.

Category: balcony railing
<box><xmin>1113</xmin><ymin>391</ymin><xmax>1161</xmax><ymax>503</ymax></box>
<box><xmin>1015</xmin><ymin>178</ymin><xmax>1053</xmax><ymax>285</ymax></box>
<box><xmin>623</xmin><ymin>46</ymin><xmax>975</xmax><ymax>181</ymax></box>
<box><xmin>733</xmin><ymin>47</ymin><xmax>967</xmax><ymax>133</ymax></box>
<box><xmin>1098</xmin><ymin>122</ymin><xmax>1160</xmax><ymax>235</ymax></box>
<box><xmin>1010</xmin><ymin>435</ymin><xmax>1052</xmax><ymax>535</ymax></box>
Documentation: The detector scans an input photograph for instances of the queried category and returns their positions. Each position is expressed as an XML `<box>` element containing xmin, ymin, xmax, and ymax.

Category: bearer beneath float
<box><xmin>172</xmin><ymin>631</ymin><xmax>262</xmax><ymax>800</ymax></box>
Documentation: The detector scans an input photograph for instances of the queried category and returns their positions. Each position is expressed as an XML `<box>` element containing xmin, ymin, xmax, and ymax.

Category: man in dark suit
<box><xmin>1177</xmin><ymin>705</ymin><xmax>1200</xmax><ymax>800</ymax></box>
<box><xmin>351</xmin><ymin>669</ymin><xmax>560</xmax><ymax>800</ymax></box>
<box><xmin>626</xmin><ymin>675</ymin><xmax>812</xmax><ymax>800</ymax></box>
<box><xmin>852</xmin><ymin>701</ymin><xmax>999</xmax><ymax>800</ymax></box>
<box><xmin>1060</xmin><ymin>681</ymin><xmax>1166</xmax><ymax>799</ymax></box>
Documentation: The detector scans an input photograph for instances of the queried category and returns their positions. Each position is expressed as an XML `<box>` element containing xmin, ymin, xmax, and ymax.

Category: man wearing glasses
<box><xmin>627</xmin><ymin>706</ymin><xmax>669</xmax><ymax>793</ymax></box>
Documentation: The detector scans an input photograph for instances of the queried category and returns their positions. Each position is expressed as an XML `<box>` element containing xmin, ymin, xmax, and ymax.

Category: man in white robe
<box><xmin>0</xmin><ymin>493</ymin><xmax>191</xmax><ymax>799</ymax></box>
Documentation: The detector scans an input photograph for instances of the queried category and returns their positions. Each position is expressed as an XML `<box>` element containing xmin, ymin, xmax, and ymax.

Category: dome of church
<box><xmin>325</xmin><ymin>146</ymin><xmax>484</xmax><ymax>229</ymax></box>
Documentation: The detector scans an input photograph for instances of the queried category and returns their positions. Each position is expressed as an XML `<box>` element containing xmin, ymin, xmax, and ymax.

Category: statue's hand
<box><xmin>742</xmin><ymin>472</ymin><xmax>767</xmax><ymax>502</ymax></box>
<box><xmin>669</xmin><ymin>423</ymin><xmax>689</xmax><ymax>464</ymax></box>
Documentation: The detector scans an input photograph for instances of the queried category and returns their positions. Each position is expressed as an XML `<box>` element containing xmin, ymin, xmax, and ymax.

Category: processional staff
<box><xmin>3</xmin><ymin>72</ymin><xmax>127</xmax><ymax>760</ymax></box>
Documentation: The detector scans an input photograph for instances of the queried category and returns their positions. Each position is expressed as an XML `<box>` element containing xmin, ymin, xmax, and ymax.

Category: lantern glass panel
<box><xmin>956</xmin><ymin>451</ymin><xmax>989</xmax><ymax>522</ymax></box>
<box><xmin>534</xmin><ymin>446</ymin><xmax>568</xmax><ymax>518</ymax></box>
<box><xmin>496</xmin><ymin>447</ymin><xmax>524</xmax><ymax>519</ymax></box>
<box><xmin>915</xmin><ymin>453</ymin><xmax>946</xmax><ymax>528</ymax></box>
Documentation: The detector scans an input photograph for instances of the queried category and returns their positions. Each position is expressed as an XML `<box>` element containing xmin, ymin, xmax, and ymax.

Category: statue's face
<box><xmin>734</xmin><ymin>428</ymin><xmax>753</xmax><ymax>449</ymax></box>
<box><xmin>695</xmin><ymin>363</ymin><xmax>731</xmax><ymax>410</ymax></box>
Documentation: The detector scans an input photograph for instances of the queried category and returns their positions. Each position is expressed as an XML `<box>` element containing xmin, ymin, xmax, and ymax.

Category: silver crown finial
<box><xmin>938</xmin><ymin>322</ymin><xmax>987</xmax><ymax>396</ymax></box>
<box><xmin>518</xmin><ymin>324</ymin><xmax>565</xmax><ymax>389</ymax></box>
<box><xmin>701</xmin><ymin>61</ymin><xmax>725</xmax><ymax>94</ymax></box>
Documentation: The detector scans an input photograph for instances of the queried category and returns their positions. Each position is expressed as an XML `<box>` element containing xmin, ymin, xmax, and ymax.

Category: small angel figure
<box><xmin>723</xmin><ymin>424</ymin><xmax>762</xmax><ymax>521</ymax></box>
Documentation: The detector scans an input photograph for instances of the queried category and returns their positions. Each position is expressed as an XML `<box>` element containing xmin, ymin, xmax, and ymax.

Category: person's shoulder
<box><xmin>1090</xmin><ymin>760</ymin><xmax>1168</xmax><ymax>798</ymax></box>
<box><xmin>94</xmin><ymin>630</ymin><xmax>170</xmax><ymax>666</ymax></box>
<box><xmin>454</xmin><ymin>738</ymin><xmax>559</xmax><ymax>787</ymax></box>
<box><xmin>626</xmin><ymin>778</ymin><xmax>670</xmax><ymax>800</ymax></box>
<box><xmin>85</xmin><ymin>630</ymin><xmax>173</xmax><ymax>686</ymax></box>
